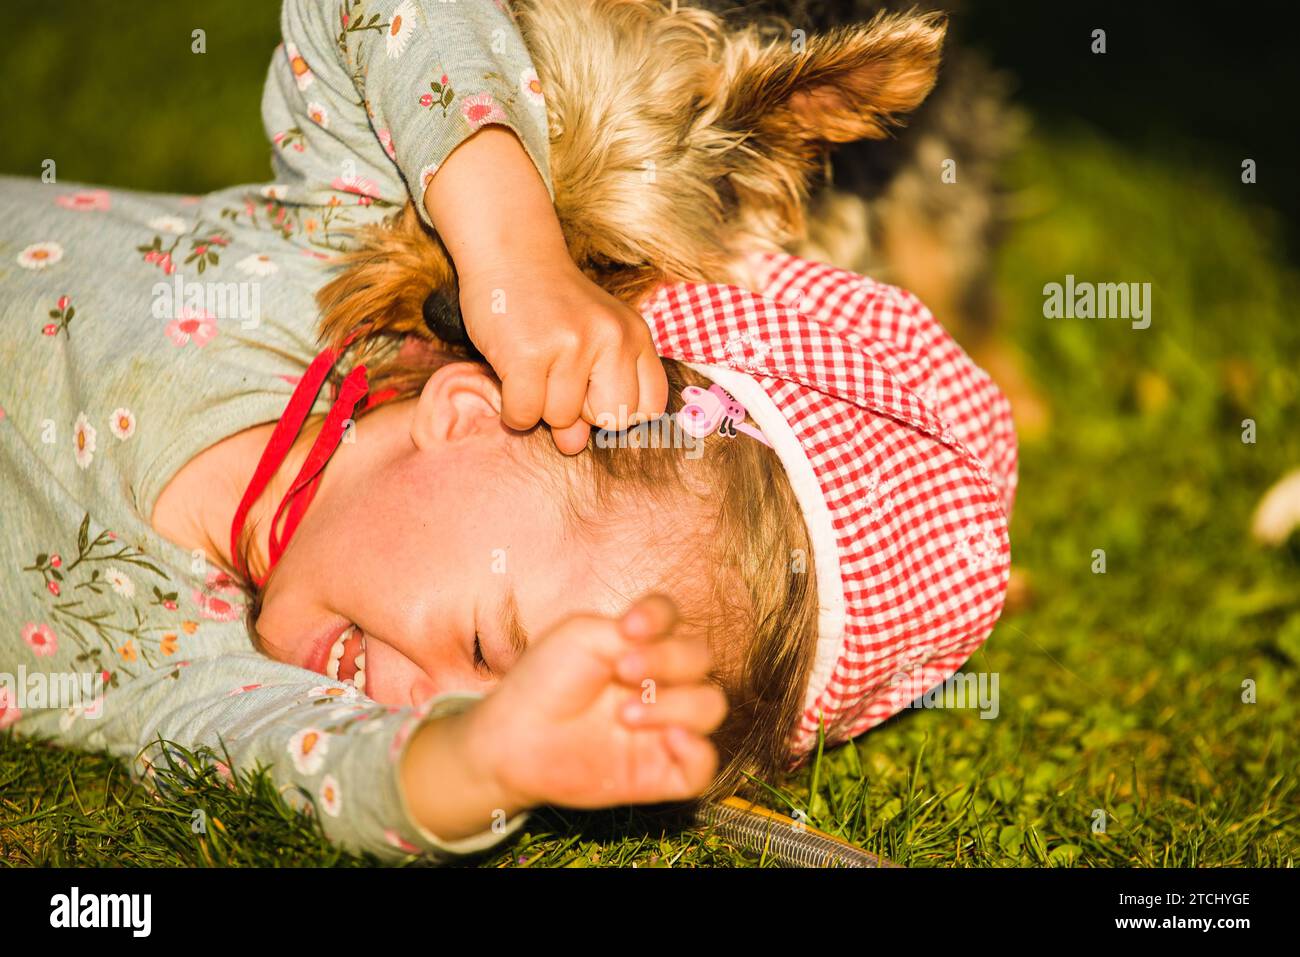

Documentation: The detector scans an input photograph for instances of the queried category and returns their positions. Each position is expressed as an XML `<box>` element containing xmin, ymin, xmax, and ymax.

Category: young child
<box><xmin>0</xmin><ymin>0</ymin><xmax>1017</xmax><ymax>861</ymax></box>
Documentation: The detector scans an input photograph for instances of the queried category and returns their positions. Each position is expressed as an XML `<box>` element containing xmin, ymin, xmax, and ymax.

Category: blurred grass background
<box><xmin>2</xmin><ymin>1</ymin><xmax>1297</xmax><ymax>866</ymax></box>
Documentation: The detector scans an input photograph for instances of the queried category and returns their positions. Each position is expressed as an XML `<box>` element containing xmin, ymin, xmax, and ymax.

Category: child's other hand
<box><xmin>457</xmin><ymin>256</ymin><xmax>668</xmax><ymax>455</ymax></box>
<box><xmin>468</xmin><ymin>594</ymin><xmax>728</xmax><ymax>811</ymax></box>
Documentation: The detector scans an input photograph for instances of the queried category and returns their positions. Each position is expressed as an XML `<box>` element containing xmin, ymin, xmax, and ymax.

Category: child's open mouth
<box><xmin>326</xmin><ymin>624</ymin><xmax>367</xmax><ymax>694</ymax></box>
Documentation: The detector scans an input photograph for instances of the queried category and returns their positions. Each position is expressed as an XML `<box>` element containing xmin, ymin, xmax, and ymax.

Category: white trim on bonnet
<box><xmin>683</xmin><ymin>363</ymin><xmax>845</xmax><ymax>719</ymax></box>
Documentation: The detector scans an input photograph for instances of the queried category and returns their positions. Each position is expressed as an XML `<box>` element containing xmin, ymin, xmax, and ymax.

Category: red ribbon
<box><xmin>229</xmin><ymin>330</ymin><xmax>396</xmax><ymax>589</ymax></box>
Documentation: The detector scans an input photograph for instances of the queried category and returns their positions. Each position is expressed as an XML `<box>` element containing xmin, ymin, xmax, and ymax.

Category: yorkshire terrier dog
<box><xmin>318</xmin><ymin>0</ymin><xmax>950</xmax><ymax>355</ymax></box>
<box><xmin>704</xmin><ymin>0</ymin><xmax>1041</xmax><ymax>435</ymax></box>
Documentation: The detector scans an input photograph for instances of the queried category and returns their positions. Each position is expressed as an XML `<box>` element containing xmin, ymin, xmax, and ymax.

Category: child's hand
<box><xmin>423</xmin><ymin>126</ymin><xmax>668</xmax><ymax>455</ymax></box>
<box><xmin>457</xmin><ymin>255</ymin><xmax>668</xmax><ymax>454</ymax></box>
<box><xmin>469</xmin><ymin>594</ymin><xmax>728</xmax><ymax>811</ymax></box>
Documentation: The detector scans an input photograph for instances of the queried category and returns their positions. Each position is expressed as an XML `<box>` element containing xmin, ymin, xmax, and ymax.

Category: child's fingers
<box><xmin>542</xmin><ymin>358</ymin><xmax>589</xmax><ymax>429</ymax></box>
<box><xmin>620</xmin><ymin>685</ymin><xmax>729</xmax><ymax>734</ymax></box>
<box><xmin>660</xmin><ymin>726</ymin><xmax>719</xmax><ymax>798</ymax></box>
<box><xmin>615</xmin><ymin>636</ymin><xmax>712</xmax><ymax>686</ymax></box>
<box><xmin>634</xmin><ymin>348</ymin><xmax>670</xmax><ymax>423</ymax></box>
<box><xmin>618</xmin><ymin>593</ymin><xmax>678</xmax><ymax>643</ymax></box>
<box><xmin>585</xmin><ymin>352</ymin><xmax>641</xmax><ymax>432</ymax></box>
<box><xmin>499</xmin><ymin>364</ymin><xmax>548</xmax><ymax>430</ymax></box>
<box><xmin>550</xmin><ymin>420</ymin><xmax>591</xmax><ymax>455</ymax></box>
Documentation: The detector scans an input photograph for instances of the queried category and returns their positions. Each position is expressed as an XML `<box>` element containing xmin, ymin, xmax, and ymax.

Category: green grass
<box><xmin>0</xmin><ymin>1</ymin><xmax>279</xmax><ymax>194</ymax></box>
<box><xmin>4</xmin><ymin>124</ymin><xmax>1298</xmax><ymax>866</ymax></box>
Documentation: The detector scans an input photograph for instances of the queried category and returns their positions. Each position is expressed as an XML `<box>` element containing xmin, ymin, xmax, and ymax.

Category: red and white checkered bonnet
<box><xmin>638</xmin><ymin>251</ymin><xmax>1018</xmax><ymax>765</ymax></box>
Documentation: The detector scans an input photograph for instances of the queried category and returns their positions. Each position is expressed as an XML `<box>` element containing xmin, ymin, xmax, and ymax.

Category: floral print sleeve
<box><xmin>264</xmin><ymin>0</ymin><xmax>552</xmax><ymax>228</ymax></box>
<box><xmin>0</xmin><ymin>415</ymin><xmax>530</xmax><ymax>862</ymax></box>
<box><xmin>0</xmin><ymin>173</ymin><xmax>533</xmax><ymax>862</ymax></box>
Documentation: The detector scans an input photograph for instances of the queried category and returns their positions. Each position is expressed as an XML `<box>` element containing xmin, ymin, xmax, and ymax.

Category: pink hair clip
<box><xmin>676</xmin><ymin>384</ymin><xmax>773</xmax><ymax>447</ymax></box>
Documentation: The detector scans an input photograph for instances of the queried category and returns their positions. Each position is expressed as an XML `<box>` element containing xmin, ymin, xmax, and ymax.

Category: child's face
<box><xmin>253</xmin><ymin>362</ymin><xmax>661</xmax><ymax>707</ymax></box>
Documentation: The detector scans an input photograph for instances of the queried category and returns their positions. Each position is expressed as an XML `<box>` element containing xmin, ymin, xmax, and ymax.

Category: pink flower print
<box><xmin>109</xmin><ymin>407</ymin><xmax>136</xmax><ymax>440</ymax></box>
<box><xmin>44</xmin><ymin>295</ymin><xmax>76</xmax><ymax>339</ymax></box>
<box><xmin>285</xmin><ymin>42</ymin><xmax>314</xmax><ymax>91</ymax></box>
<box><xmin>73</xmin><ymin>412</ymin><xmax>96</xmax><ymax>469</ymax></box>
<box><xmin>22</xmin><ymin>623</ymin><xmax>58</xmax><ymax>657</ymax></box>
<box><xmin>378</xmin><ymin>128</ymin><xmax>396</xmax><ymax>160</ymax></box>
<box><xmin>47</xmin><ymin>580</ymin><xmax>61</xmax><ymax>597</ymax></box>
<box><xmin>460</xmin><ymin>92</ymin><xmax>507</xmax><ymax>131</ymax></box>
<box><xmin>386</xmin><ymin>2</ymin><xmax>418</xmax><ymax>60</ymax></box>
<box><xmin>212</xmin><ymin>760</ymin><xmax>235</xmax><ymax>789</ymax></box>
<box><xmin>318</xmin><ymin>775</ymin><xmax>342</xmax><ymax>816</ymax></box>
<box><xmin>388</xmin><ymin>715</ymin><xmax>419</xmax><ymax>762</ymax></box>
<box><xmin>227</xmin><ymin>683</ymin><xmax>263</xmax><ymax>697</ymax></box>
<box><xmin>148</xmin><ymin>215</ymin><xmax>188</xmax><ymax>235</ymax></box>
<box><xmin>419</xmin><ymin>92</ymin><xmax>433</xmax><ymax>108</ymax></box>
<box><xmin>385</xmin><ymin>829</ymin><xmax>420</xmax><ymax>854</ymax></box>
<box><xmin>520</xmin><ymin>69</ymin><xmax>544</xmax><ymax>105</ymax></box>
<box><xmin>330</xmin><ymin>175</ymin><xmax>380</xmax><ymax>206</ymax></box>
<box><xmin>49</xmin><ymin>554</ymin><xmax>62</xmax><ymax>568</ymax></box>
<box><xmin>17</xmin><ymin>242</ymin><xmax>64</xmax><ymax>269</ymax></box>
<box><xmin>193</xmin><ymin>567</ymin><xmax>243</xmax><ymax>621</ymax></box>
<box><xmin>55</xmin><ymin>189</ymin><xmax>111</xmax><ymax>212</ymax></box>
<box><xmin>288</xmin><ymin>727</ymin><xmax>330</xmax><ymax>774</ymax></box>
<box><xmin>0</xmin><ymin>687</ymin><xmax>20</xmax><ymax>730</ymax></box>
<box><xmin>165</xmin><ymin>307</ymin><xmax>218</xmax><ymax>348</ymax></box>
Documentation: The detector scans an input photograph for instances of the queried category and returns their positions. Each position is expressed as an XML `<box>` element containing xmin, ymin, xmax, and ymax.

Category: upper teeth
<box><xmin>326</xmin><ymin>625</ymin><xmax>367</xmax><ymax>694</ymax></box>
<box><xmin>326</xmin><ymin>626</ymin><xmax>352</xmax><ymax>680</ymax></box>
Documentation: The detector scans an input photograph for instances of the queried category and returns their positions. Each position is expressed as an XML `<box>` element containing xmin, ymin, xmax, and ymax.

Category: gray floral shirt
<box><xmin>0</xmin><ymin>0</ymin><xmax>551</xmax><ymax>862</ymax></box>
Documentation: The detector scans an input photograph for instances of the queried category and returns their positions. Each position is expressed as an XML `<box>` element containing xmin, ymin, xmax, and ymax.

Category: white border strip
<box><xmin>684</xmin><ymin>363</ymin><xmax>845</xmax><ymax>716</ymax></box>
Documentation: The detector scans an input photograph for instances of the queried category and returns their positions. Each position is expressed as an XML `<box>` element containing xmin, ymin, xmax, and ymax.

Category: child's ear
<box><xmin>410</xmin><ymin>362</ymin><xmax>504</xmax><ymax>451</ymax></box>
<box><xmin>720</xmin><ymin>11</ymin><xmax>947</xmax><ymax>145</ymax></box>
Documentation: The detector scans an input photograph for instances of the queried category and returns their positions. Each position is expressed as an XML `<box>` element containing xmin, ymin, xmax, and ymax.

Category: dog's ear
<box><xmin>719</xmin><ymin>11</ymin><xmax>947</xmax><ymax>146</ymax></box>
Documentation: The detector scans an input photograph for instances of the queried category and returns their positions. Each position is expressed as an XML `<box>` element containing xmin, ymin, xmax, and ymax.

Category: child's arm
<box><xmin>424</xmin><ymin>126</ymin><xmax>669</xmax><ymax>453</ymax></box>
<box><xmin>399</xmin><ymin>595</ymin><xmax>728</xmax><ymax>840</ymax></box>
<box><xmin>268</xmin><ymin>0</ymin><xmax>553</xmax><ymax>214</ymax></box>
<box><xmin>19</xmin><ymin>650</ymin><xmax>528</xmax><ymax>861</ymax></box>
<box><xmin>267</xmin><ymin>0</ymin><xmax>667</xmax><ymax>451</ymax></box>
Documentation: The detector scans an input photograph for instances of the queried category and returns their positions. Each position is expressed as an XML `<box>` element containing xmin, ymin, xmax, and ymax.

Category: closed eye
<box><xmin>472</xmin><ymin>631</ymin><xmax>491</xmax><ymax>677</ymax></box>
